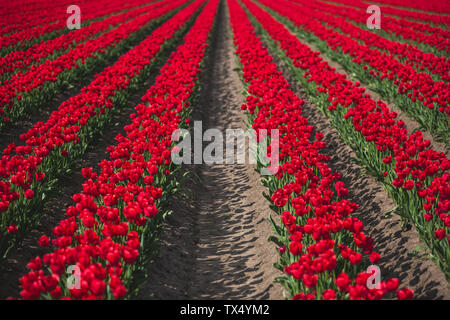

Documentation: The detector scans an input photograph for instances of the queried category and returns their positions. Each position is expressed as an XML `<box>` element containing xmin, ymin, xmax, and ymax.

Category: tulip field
<box><xmin>0</xmin><ymin>0</ymin><xmax>448</xmax><ymax>301</ymax></box>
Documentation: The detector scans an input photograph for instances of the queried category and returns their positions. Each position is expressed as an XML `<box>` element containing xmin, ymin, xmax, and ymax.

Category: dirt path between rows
<box><xmin>140</xmin><ymin>0</ymin><xmax>285</xmax><ymax>300</ymax></box>
<box><xmin>257</xmin><ymin>13</ymin><xmax>450</xmax><ymax>298</ymax></box>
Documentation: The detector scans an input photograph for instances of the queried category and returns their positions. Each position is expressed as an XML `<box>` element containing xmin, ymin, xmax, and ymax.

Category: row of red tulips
<box><xmin>289</xmin><ymin>0</ymin><xmax>450</xmax><ymax>108</ymax></box>
<box><xmin>249</xmin><ymin>0</ymin><xmax>449</xmax><ymax>279</ymax></box>
<box><xmin>0</xmin><ymin>0</ymin><xmax>155</xmax><ymax>54</ymax></box>
<box><xmin>361</xmin><ymin>0</ymin><xmax>450</xmax><ymax>15</ymax></box>
<box><xmin>262</xmin><ymin>0</ymin><xmax>450</xmax><ymax>142</ymax></box>
<box><xmin>0</xmin><ymin>0</ymin><xmax>89</xmax><ymax>37</ymax></box>
<box><xmin>312</xmin><ymin>1</ymin><xmax>450</xmax><ymax>60</ymax></box>
<box><xmin>319</xmin><ymin>0</ymin><xmax>450</xmax><ymax>31</ymax></box>
<box><xmin>0</xmin><ymin>0</ymin><xmax>201</xmax><ymax>261</ymax></box>
<box><xmin>0</xmin><ymin>1</ymin><xmax>150</xmax><ymax>55</ymax></box>
<box><xmin>371</xmin><ymin>0</ymin><xmax>449</xmax><ymax>27</ymax></box>
<box><xmin>291</xmin><ymin>0</ymin><xmax>449</xmax><ymax>82</ymax></box>
<box><xmin>0</xmin><ymin>0</ymin><xmax>183</xmax><ymax>129</ymax></box>
<box><xmin>18</xmin><ymin>0</ymin><xmax>218</xmax><ymax>300</ymax></box>
<box><xmin>0</xmin><ymin>0</ymin><xmax>165</xmax><ymax>81</ymax></box>
<box><xmin>228</xmin><ymin>0</ymin><xmax>411</xmax><ymax>299</ymax></box>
